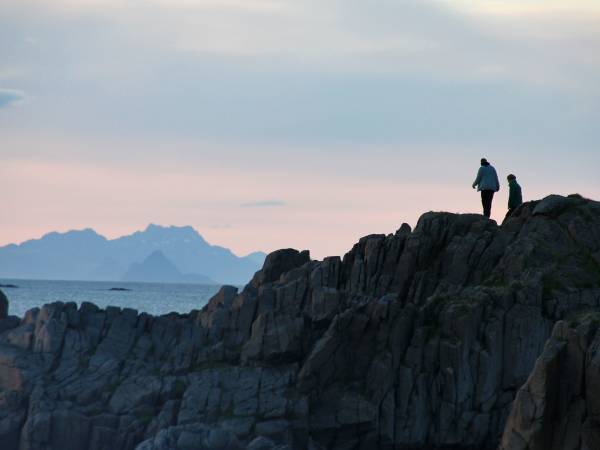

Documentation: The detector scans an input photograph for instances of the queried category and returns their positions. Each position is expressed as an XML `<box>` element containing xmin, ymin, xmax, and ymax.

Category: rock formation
<box><xmin>500</xmin><ymin>316</ymin><xmax>600</xmax><ymax>450</ymax></box>
<box><xmin>1</xmin><ymin>194</ymin><xmax>600</xmax><ymax>450</ymax></box>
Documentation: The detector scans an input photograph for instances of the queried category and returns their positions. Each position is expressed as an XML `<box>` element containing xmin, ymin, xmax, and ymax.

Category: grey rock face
<box><xmin>500</xmin><ymin>316</ymin><xmax>600</xmax><ymax>450</ymax></box>
<box><xmin>1</xmin><ymin>194</ymin><xmax>600</xmax><ymax>450</ymax></box>
<box><xmin>250</xmin><ymin>249</ymin><xmax>311</xmax><ymax>286</ymax></box>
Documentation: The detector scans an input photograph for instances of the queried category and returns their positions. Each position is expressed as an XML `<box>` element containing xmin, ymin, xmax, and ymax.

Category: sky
<box><xmin>1</xmin><ymin>0</ymin><xmax>599</xmax><ymax>259</ymax></box>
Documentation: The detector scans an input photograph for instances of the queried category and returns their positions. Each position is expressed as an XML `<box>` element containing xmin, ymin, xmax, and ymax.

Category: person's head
<box><xmin>507</xmin><ymin>174</ymin><xmax>516</xmax><ymax>182</ymax></box>
<box><xmin>480</xmin><ymin>158</ymin><xmax>489</xmax><ymax>166</ymax></box>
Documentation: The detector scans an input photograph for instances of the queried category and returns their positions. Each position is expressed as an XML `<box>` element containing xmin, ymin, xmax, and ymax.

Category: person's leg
<box><xmin>481</xmin><ymin>190</ymin><xmax>493</xmax><ymax>218</ymax></box>
<box><xmin>488</xmin><ymin>191</ymin><xmax>495</xmax><ymax>218</ymax></box>
<box><xmin>480</xmin><ymin>191</ymin><xmax>487</xmax><ymax>217</ymax></box>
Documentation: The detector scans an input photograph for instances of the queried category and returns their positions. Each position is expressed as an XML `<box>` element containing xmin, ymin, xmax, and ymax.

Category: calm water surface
<box><xmin>0</xmin><ymin>279</ymin><xmax>224</xmax><ymax>318</ymax></box>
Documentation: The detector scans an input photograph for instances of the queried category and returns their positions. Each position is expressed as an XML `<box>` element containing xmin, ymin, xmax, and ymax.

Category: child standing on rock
<box><xmin>505</xmin><ymin>174</ymin><xmax>523</xmax><ymax>219</ymax></box>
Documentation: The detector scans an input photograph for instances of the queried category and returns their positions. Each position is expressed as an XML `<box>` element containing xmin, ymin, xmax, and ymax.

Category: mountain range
<box><xmin>0</xmin><ymin>224</ymin><xmax>266</xmax><ymax>284</ymax></box>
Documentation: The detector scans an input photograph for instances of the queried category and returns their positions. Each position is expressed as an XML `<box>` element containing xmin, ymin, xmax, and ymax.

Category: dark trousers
<box><xmin>481</xmin><ymin>190</ymin><xmax>494</xmax><ymax>218</ymax></box>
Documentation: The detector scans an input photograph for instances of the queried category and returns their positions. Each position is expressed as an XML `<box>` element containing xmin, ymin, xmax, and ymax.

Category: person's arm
<box><xmin>472</xmin><ymin>167</ymin><xmax>483</xmax><ymax>189</ymax></box>
<box><xmin>494</xmin><ymin>168</ymin><xmax>500</xmax><ymax>191</ymax></box>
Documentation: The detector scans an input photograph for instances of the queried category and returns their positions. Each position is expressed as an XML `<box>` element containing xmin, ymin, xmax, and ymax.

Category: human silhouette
<box><xmin>472</xmin><ymin>158</ymin><xmax>500</xmax><ymax>218</ymax></box>
<box><xmin>505</xmin><ymin>174</ymin><xmax>523</xmax><ymax>219</ymax></box>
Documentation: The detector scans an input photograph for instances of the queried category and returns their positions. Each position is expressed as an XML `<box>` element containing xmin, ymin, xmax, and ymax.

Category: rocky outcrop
<box><xmin>500</xmin><ymin>314</ymin><xmax>600</xmax><ymax>450</ymax></box>
<box><xmin>1</xmin><ymin>194</ymin><xmax>600</xmax><ymax>450</ymax></box>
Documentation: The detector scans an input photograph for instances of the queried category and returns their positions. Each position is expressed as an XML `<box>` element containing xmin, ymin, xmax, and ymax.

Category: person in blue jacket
<box><xmin>472</xmin><ymin>158</ymin><xmax>500</xmax><ymax>218</ymax></box>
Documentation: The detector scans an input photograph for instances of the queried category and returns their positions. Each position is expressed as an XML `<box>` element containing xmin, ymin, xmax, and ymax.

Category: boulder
<box><xmin>252</xmin><ymin>249</ymin><xmax>310</xmax><ymax>285</ymax></box>
<box><xmin>532</xmin><ymin>194</ymin><xmax>582</xmax><ymax>217</ymax></box>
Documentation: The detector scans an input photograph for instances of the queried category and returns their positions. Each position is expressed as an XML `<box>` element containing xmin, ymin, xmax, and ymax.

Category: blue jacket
<box><xmin>473</xmin><ymin>165</ymin><xmax>500</xmax><ymax>192</ymax></box>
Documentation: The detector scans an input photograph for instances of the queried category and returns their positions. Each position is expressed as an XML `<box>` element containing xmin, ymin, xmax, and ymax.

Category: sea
<box><xmin>0</xmin><ymin>279</ymin><xmax>225</xmax><ymax>318</ymax></box>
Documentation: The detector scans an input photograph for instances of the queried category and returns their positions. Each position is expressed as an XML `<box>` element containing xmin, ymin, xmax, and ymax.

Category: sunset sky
<box><xmin>1</xmin><ymin>0</ymin><xmax>599</xmax><ymax>259</ymax></box>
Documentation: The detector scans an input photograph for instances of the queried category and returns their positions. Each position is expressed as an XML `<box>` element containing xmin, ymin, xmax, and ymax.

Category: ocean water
<box><xmin>0</xmin><ymin>279</ymin><xmax>225</xmax><ymax>318</ymax></box>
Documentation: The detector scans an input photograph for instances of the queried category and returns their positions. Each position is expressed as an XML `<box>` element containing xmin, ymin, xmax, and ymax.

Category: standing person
<box><xmin>472</xmin><ymin>158</ymin><xmax>500</xmax><ymax>218</ymax></box>
<box><xmin>505</xmin><ymin>174</ymin><xmax>523</xmax><ymax>218</ymax></box>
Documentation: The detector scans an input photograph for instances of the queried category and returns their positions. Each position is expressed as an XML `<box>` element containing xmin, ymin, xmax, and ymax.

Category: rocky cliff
<box><xmin>1</xmin><ymin>194</ymin><xmax>600</xmax><ymax>450</ymax></box>
<box><xmin>500</xmin><ymin>316</ymin><xmax>600</xmax><ymax>450</ymax></box>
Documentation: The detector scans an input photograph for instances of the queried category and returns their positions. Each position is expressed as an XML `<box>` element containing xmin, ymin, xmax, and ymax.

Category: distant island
<box><xmin>0</xmin><ymin>224</ymin><xmax>266</xmax><ymax>285</ymax></box>
<box><xmin>122</xmin><ymin>250</ymin><xmax>216</xmax><ymax>284</ymax></box>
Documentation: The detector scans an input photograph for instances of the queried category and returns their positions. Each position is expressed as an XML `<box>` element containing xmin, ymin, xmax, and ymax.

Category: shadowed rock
<box><xmin>250</xmin><ymin>248</ymin><xmax>311</xmax><ymax>286</ymax></box>
<box><xmin>500</xmin><ymin>315</ymin><xmax>600</xmax><ymax>450</ymax></box>
<box><xmin>1</xmin><ymin>194</ymin><xmax>600</xmax><ymax>450</ymax></box>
